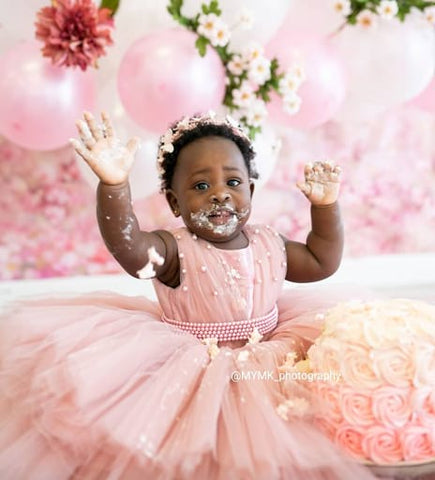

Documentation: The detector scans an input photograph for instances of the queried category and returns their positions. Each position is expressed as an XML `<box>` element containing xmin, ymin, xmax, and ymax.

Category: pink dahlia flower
<box><xmin>35</xmin><ymin>0</ymin><xmax>114</xmax><ymax>71</ymax></box>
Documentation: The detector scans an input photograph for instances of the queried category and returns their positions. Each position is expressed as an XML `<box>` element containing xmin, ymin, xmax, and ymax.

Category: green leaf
<box><xmin>167</xmin><ymin>0</ymin><xmax>181</xmax><ymax>18</ymax></box>
<box><xmin>195</xmin><ymin>36</ymin><xmax>209</xmax><ymax>57</ymax></box>
<box><xmin>99</xmin><ymin>0</ymin><xmax>120</xmax><ymax>16</ymax></box>
<box><xmin>208</xmin><ymin>0</ymin><xmax>222</xmax><ymax>15</ymax></box>
<box><xmin>202</xmin><ymin>0</ymin><xmax>222</xmax><ymax>15</ymax></box>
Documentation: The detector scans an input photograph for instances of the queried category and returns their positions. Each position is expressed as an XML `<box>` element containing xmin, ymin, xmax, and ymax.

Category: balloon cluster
<box><xmin>0</xmin><ymin>0</ymin><xmax>433</xmax><ymax>199</ymax></box>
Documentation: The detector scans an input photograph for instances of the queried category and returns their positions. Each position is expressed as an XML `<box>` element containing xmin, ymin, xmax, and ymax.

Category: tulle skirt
<box><xmin>0</xmin><ymin>288</ymin><xmax>376</xmax><ymax>479</ymax></box>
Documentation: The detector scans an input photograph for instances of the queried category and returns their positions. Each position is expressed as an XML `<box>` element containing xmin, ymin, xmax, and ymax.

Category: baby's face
<box><xmin>166</xmin><ymin>136</ymin><xmax>254</xmax><ymax>245</ymax></box>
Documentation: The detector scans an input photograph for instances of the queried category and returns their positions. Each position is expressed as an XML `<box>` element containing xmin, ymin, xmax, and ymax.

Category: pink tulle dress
<box><xmin>0</xmin><ymin>225</ymin><xmax>375</xmax><ymax>479</ymax></box>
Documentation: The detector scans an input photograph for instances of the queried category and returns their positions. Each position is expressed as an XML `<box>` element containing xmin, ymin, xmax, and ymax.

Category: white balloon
<box><xmin>77</xmin><ymin>78</ymin><xmax>160</xmax><ymax>201</ymax></box>
<box><xmin>110</xmin><ymin>2</ymin><xmax>174</xmax><ymax>59</ymax></box>
<box><xmin>251</xmin><ymin>124</ymin><xmax>281</xmax><ymax>190</ymax></box>
<box><xmin>129</xmin><ymin>138</ymin><xmax>161</xmax><ymax>200</ymax></box>
<box><xmin>333</xmin><ymin>15</ymin><xmax>435</xmax><ymax>117</ymax></box>
<box><xmin>0</xmin><ymin>0</ymin><xmax>48</xmax><ymax>55</ymax></box>
<box><xmin>182</xmin><ymin>0</ymin><xmax>292</xmax><ymax>47</ymax></box>
<box><xmin>96</xmin><ymin>77</ymin><xmax>147</xmax><ymax>139</ymax></box>
<box><xmin>281</xmin><ymin>0</ymin><xmax>344</xmax><ymax>37</ymax></box>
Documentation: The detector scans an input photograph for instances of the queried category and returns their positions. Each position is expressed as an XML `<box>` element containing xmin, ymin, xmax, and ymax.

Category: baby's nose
<box><xmin>210</xmin><ymin>191</ymin><xmax>231</xmax><ymax>203</ymax></box>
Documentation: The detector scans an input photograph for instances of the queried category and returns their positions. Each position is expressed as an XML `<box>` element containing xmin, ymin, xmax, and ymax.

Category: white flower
<box><xmin>160</xmin><ymin>128</ymin><xmax>174</xmax><ymax>153</ymax></box>
<box><xmin>232</xmin><ymin>82</ymin><xmax>255</xmax><ymax>108</ymax></box>
<box><xmin>276</xmin><ymin>402</ymin><xmax>290</xmax><ymax>421</ymax></box>
<box><xmin>202</xmin><ymin>337</ymin><xmax>220</xmax><ymax>360</ymax></box>
<box><xmin>332</xmin><ymin>0</ymin><xmax>352</xmax><ymax>16</ymax></box>
<box><xmin>285</xmin><ymin>351</ymin><xmax>298</xmax><ymax>366</ymax></box>
<box><xmin>276</xmin><ymin>398</ymin><xmax>310</xmax><ymax>420</ymax></box>
<box><xmin>161</xmin><ymin>143</ymin><xmax>174</xmax><ymax>153</ymax></box>
<box><xmin>235</xmin><ymin>8</ymin><xmax>254</xmax><ymax>30</ymax></box>
<box><xmin>161</xmin><ymin>128</ymin><xmax>173</xmax><ymax>142</ymax></box>
<box><xmin>377</xmin><ymin>0</ymin><xmax>398</xmax><ymax>19</ymax></box>
<box><xmin>245</xmin><ymin>98</ymin><xmax>268</xmax><ymax>128</ymax></box>
<box><xmin>286</xmin><ymin>64</ymin><xmax>306</xmax><ymax>84</ymax></box>
<box><xmin>247</xmin><ymin>56</ymin><xmax>271</xmax><ymax>85</ymax></box>
<box><xmin>248</xmin><ymin>326</ymin><xmax>263</xmax><ymax>344</ymax></box>
<box><xmin>424</xmin><ymin>6</ymin><xmax>435</xmax><ymax>25</ymax></box>
<box><xmin>237</xmin><ymin>350</ymin><xmax>250</xmax><ymax>362</ymax></box>
<box><xmin>227</xmin><ymin>55</ymin><xmax>245</xmax><ymax>76</ymax></box>
<box><xmin>241</xmin><ymin>43</ymin><xmax>264</xmax><ymax>65</ymax></box>
<box><xmin>357</xmin><ymin>10</ymin><xmax>377</xmax><ymax>28</ymax></box>
<box><xmin>225</xmin><ymin>114</ymin><xmax>240</xmax><ymax>128</ymax></box>
<box><xmin>177</xmin><ymin>116</ymin><xmax>190</xmax><ymax>130</ymax></box>
<box><xmin>209</xmin><ymin>19</ymin><xmax>230</xmax><ymax>47</ymax></box>
<box><xmin>279</xmin><ymin>72</ymin><xmax>302</xmax><ymax>96</ymax></box>
<box><xmin>197</xmin><ymin>13</ymin><xmax>220</xmax><ymax>38</ymax></box>
<box><xmin>282</xmin><ymin>92</ymin><xmax>302</xmax><ymax>115</ymax></box>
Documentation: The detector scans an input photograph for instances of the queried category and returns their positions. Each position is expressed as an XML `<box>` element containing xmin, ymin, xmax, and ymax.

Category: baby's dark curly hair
<box><xmin>158</xmin><ymin>117</ymin><xmax>259</xmax><ymax>192</ymax></box>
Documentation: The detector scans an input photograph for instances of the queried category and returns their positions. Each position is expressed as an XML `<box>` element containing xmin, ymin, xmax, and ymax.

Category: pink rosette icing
<box><xmin>413</xmin><ymin>389</ymin><xmax>435</xmax><ymax>426</ymax></box>
<box><xmin>400</xmin><ymin>425</ymin><xmax>434</xmax><ymax>461</ymax></box>
<box><xmin>312</xmin><ymin>383</ymin><xmax>344</xmax><ymax>425</ymax></box>
<box><xmin>307</xmin><ymin>336</ymin><xmax>342</xmax><ymax>375</ymax></box>
<box><xmin>335</xmin><ymin>425</ymin><xmax>366</xmax><ymax>460</ymax></box>
<box><xmin>371</xmin><ymin>346</ymin><xmax>414</xmax><ymax>387</ymax></box>
<box><xmin>339</xmin><ymin>344</ymin><xmax>383</xmax><ymax>390</ymax></box>
<box><xmin>291</xmin><ymin>299</ymin><xmax>435</xmax><ymax>464</ymax></box>
<box><xmin>372</xmin><ymin>386</ymin><xmax>413</xmax><ymax>429</ymax></box>
<box><xmin>414</xmin><ymin>343</ymin><xmax>435</xmax><ymax>387</ymax></box>
<box><xmin>314</xmin><ymin>417</ymin><xmax>342</xmax><ymax>440</ymax></box>
<box><xmin>361</xmin><ymin>426</ymin><xmax>403</xmax><ymax>464</ymax></box>
<box><xmin>340</xmin><ymin>387</ymin><xmax>376</xmax><ymax>427</ymax></box>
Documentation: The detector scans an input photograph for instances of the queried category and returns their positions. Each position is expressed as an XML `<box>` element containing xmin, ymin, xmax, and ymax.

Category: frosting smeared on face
<box><xmin>190</xmin><ymin>205</ymin><xmax>250</xmax><ymax>236</ymax></box>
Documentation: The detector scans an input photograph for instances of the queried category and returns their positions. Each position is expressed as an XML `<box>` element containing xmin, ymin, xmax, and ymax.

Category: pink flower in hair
<box><xmin>35</xmin><ymin>0</ymin><xmax>114</xmax><ymax>71</ymax></box>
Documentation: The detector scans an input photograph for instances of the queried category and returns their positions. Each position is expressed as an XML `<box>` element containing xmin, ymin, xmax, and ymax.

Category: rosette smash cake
<box><xmin>281</xmin><ymin>299</ymin><xmax>435</xmax><ymax>472</ymax></box>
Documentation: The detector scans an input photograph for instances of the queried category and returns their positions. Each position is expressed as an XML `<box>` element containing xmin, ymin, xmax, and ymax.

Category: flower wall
<box><xmin>0</xmin><ymin>0</ymin><xmax>434</xmax><ymax>280</ymax></box>
<box><xmin>1</xmin><ymin>106</ymin><xmax>434</xmax><ymax>280</ymax></box>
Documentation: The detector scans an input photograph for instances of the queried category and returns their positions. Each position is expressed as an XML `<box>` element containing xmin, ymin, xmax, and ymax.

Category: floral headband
<box><xmin>156</xmin><ymin>110</ymin><xmax>254</xmax><ymax>190</ymax></box>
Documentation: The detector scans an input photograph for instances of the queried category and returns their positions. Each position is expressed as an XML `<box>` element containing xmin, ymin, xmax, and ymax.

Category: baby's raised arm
<box><xmin>70</xmin><ymin>112</ymin><xmax>179</xmax><ymax>283</ymax></box>
<box><xmin>283</xmin><ymin>161</ymin><xmax>344</xmax><ymax>283</ymax></box>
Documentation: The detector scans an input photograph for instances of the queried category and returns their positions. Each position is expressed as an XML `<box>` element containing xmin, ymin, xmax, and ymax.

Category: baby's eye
<box><xmin>194</xmin><ymin>182</ymin><xmax>209</xmax><ymax>191</ymax></box>
<box><xmin>227</xmin><ymin>179</ymin><xmax>241</xmax><ymax>187</ymax></box>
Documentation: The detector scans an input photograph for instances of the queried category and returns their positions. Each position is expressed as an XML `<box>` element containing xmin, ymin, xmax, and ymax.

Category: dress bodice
<box><xmin>153</xmin><ymin>224</ymin><xmax>287</xmax><ymax>324</ymax></box>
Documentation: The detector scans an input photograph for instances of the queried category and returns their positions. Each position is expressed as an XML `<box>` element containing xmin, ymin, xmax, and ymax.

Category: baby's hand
<box><xmin>297</xmin><ymin>161</ymin><xmax>341</xmax><ymax>206</ymax></box>
<box><xmin>70</xmin><ymin>111</ymin><xmax>139</xmax><ymax>185</ymax></box>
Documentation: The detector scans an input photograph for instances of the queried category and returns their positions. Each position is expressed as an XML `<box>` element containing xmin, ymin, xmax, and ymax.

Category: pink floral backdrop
<box><xmin>1</xmin><ymin>105</ymin><xmax>434</xmax><ymax>280</ymax></box>
<box><xmin>1</xmin><ymin>0</ymin><xmax>434</xmax><ymax>280</ymax></box>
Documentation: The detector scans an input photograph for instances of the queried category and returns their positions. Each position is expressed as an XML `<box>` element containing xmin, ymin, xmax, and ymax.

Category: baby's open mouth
<box><xmin>207</xmin><ymin>208</ymin><xmax>235</xmax><ymax>224</ymax></box>
<box><xmin>190</xmin><ymin>206</ymin><xmax>249</xmax><ymax>235</ymax></box>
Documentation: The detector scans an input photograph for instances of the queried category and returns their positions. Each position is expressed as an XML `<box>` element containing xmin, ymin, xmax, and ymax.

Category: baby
<box><xmin>0</xmin><ymin>111</ymin><xmax>375</xmax><ymax>480</ymax></box>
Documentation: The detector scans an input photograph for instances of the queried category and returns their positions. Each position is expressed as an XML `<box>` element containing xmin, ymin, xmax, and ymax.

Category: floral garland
<box><xmin>167</xmin><ymin>0</ymin><xmax>304</xmax><ymax>138</ymax></box>
<box><xmin>33</xmin><ymin>0</ymin><xmax>434</xmax><ymax>132</ymax></box>
<box><xmin>332</xmin><ymin>0</ymin><xmax>435</xmax><ymax>27</ymax></box>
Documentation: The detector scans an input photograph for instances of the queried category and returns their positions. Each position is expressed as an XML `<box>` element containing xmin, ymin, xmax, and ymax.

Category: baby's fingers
<box><xmin>127</xmin><ymin>136</ymin><xmax>140</xmax><ymax>155</ymax></box>
<box><xmin>84</xmin><ymin>111</ymin><xmax>103</xmax><ymax>141</ymax></box>
<box><xmin>332</xmin><ymin>165</ymin><xmax>342</xmax><ymax>180</ymax></box>
<box><xmin>101</xmin><ymin>111</ymin><xmax>115</xmax><ymax>138</ymax></box>
<box><xmin>296</xmin><ymin>181</ymin><xmax>311</xmax><ymax>196</ymax></box>
<box><xmin>76</xmin><ymin>119</ymin><xmax>96</xmax><ymax>149</ymax></box>
<box><xmin>70</xmin><ymin>138</ymin><xmax>91</xmax><ymax>163</ymax></box>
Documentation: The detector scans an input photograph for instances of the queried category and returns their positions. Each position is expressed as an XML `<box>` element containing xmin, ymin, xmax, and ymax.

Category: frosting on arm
<box><xmin>96</xmin><ymin>181</ymin><xmax>179</xmax><ymax>281</ymax></box>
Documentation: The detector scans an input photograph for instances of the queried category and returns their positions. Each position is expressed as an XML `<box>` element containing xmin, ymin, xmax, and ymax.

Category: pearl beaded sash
<box><xmin>161</xmin><ymin>304</ymin><xmax>278</xmax><ymax>342</ymax></box>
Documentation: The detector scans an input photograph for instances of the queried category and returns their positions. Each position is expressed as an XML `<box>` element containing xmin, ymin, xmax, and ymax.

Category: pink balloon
<box><xmin>0</xmin><ymin>41</ymin><xmax>96</xmax><ymax>151</ymax></box>
<box><xmin>118</xmin><ymin>28</ymin><xmax>226</xmax><ymax>133</ymax></box>
<box><xmin>410</xmin><ymin>76</ymin><xmax>435</xmax><ymax>113</ymax></box>
<box><xmin>266</xmin><ymin>32</ymin><xmax>347</xmax><ymax>129</ymax></box>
